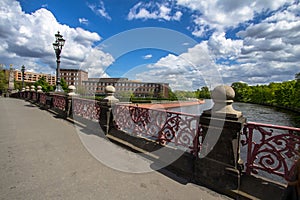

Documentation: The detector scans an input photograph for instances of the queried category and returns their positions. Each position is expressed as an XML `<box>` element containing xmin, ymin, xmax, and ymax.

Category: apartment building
<box><xmin>60</xmin><ymin>68</ymin><xmax>88</xmax><ymax>87</ymax></box>
<box><xmin>82</xmin><ymin>78</ymin><xmax>169</xmax><ymax>98</ymax></box>
<box><xmin>14</xmin><ymin>70</ymin><xmax>56</xmax><ymax>85</ymax></box>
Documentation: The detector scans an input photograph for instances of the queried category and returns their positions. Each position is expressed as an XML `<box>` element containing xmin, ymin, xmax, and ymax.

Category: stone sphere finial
<box><xmin>104</xmin><ymin>85</ymin><xmax>119</xmax><ymax>105</ymax></box>
<box><xmin>30</xmin><ymin>85</ymin><xmax>36</xmax><ymax>91</ymax></box>
<box><xmin>68</xmin><ymin>85</ymin><xmax>77</xmax><ymax>96</ymax></box>
<box><xmin>211</xmin><ymin>85</ymin><xmax>235</xmax><ymax>101</ymax></box>
<box><xmin>37</xmin><ymin>85</ymin><xmax>43</xmax><ymax>93</ymax></box>
<box><xmin>203</xmin><ymin>85</ymin><xmax>242</xmax><ymax>119</ymax></box>
<box><xmin>105</xmin><ymin>85</ymin><xmax>116</xmax><ymax>94</ymax></box>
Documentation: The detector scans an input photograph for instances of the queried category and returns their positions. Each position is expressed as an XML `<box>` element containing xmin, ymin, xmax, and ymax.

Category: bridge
<box><xmin>5</xmin><ymin>85</ymin><xmax>300</xmax><ymax>199</ymax></box>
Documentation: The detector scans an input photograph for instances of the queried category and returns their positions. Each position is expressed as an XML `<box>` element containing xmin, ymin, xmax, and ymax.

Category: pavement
<box><xmin>0</xmin><ymin>97</ymin><xmax>232</xmax><ymax>200</ymax></box>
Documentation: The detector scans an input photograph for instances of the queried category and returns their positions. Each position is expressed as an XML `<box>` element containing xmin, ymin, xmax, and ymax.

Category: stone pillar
<box><xmin>66</xmin><ymin>85</ymin><xmax>77</xmax><ymax>118</ymax></box>
<box><xmin>25</xmin><ymin>86</ymin><xmax>30</xmax><ymax>99</ymax></box>
<box><xmin>36</xmin><ymin>86</ymin><xmax>42</xmax><ymax>103</ymax></box>
<box><xmin>194</xmin><ymin>85</ymin><xmax>245</xmax><ymax>193</ymax></box>
<box><xmin>99</xmin><ymin>85</ymin><xmax>119</xmax><ymax>135</ymax></box>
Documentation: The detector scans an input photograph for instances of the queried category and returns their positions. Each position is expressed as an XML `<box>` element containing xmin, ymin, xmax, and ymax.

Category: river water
<box><xmin>170</xmin><ymin>99</ymin><xmax>300</xmax><ymax>128</ymax></box>
<box><xmin>170</xmin><ymin>100</ymin><xmax>300</xmax><ymax>182</ymax></box>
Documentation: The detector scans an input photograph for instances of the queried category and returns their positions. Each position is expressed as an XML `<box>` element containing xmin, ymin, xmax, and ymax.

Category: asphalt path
<box><xmin>0</xmin><ymin>97</ymin><xmax>232</xmax><ymax>200</ymax></box>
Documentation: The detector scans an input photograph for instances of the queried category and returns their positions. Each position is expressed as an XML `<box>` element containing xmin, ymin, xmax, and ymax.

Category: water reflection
<box><xmin>169</xmin><ymin>99</ymin><xmax>300</xmax><ymax>128</ymax></box>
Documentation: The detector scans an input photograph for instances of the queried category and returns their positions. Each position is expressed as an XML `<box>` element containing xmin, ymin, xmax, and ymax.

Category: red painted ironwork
<box><xmin>39</xmin><ymin>93</ymin><xmax>47</xmax><ymax>105</ymax></box>
<box><xmin>72</xmin><ymin>98</ymin><xmax>101</xmax><ymax>121</ymax></box>
<box><xmin>32</xmin><ymin>92</ymin><xmax>37</xmax><ymax>101</ymax></box>
<box><xmin>113</xmin><ymin>104</ymin><xmax>202</xmax><ymax>155</ymax></box>
<box><xmin>241</xmin><ymin>121</ymin><xmax>300</xmax><ymax>181</ymax></box>
<box><xmin>52</xmin><ymin>94</ymin><xmax>66</xmax><ymax>111</ymax></box>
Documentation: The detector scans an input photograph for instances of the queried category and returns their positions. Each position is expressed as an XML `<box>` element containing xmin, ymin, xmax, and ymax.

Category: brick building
<box><xmin>60</xmin><ymin>69</ymin><xmax>88</xmax><ymax>87</ymax></box>
<box><xmin>13</xmin><ymin>70</ymin><xmax>56</xmax><ymax>85</ymax></box>
<box><xmin>82</xmin><ymin>78</ymin><xmax>169</xmax><ymax>98</ymax></box>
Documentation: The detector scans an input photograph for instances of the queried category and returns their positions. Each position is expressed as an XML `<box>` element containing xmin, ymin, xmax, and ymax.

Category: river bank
<box><xmin>134</xmin><ymin>100</ymin><xmax>205</xmax><ymax>109</ymax></box>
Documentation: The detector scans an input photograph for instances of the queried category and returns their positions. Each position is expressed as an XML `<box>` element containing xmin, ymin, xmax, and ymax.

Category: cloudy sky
<box><xmin>1</xmin><ymin>0</ymin><xmax>299</xmax><ymax>90</ymax></box>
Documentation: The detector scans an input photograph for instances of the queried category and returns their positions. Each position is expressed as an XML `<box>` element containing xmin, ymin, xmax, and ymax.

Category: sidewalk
<box><xmin>0</xmin><ymin>98</ymin><xmax>232</xmax><ymax>200</ymax></box>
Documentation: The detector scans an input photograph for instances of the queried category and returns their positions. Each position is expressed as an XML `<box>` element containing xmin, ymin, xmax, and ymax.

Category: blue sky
<box><xmin>1</xmin><ymin>0</ymin><xmax>300</xmax><ymax>90</ymax></box>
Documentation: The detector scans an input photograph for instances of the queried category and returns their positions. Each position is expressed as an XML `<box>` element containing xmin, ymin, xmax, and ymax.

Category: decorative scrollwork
<box><xmin>242</xmin><ymin>122</ymin><xmax>300</xmax><ymax>181</ymax></box>
<box><xmin>72</xmin><ymin>98</ymin><xmax>101</xmax><ymax>121</ymax></box>
<box><xmin>113</xmin><ymin>104</ymin><xmax>202</xmax><ymax>154</ymax></box>
<box><xmin>39</xmin><ymin>93</ymin><xmax>47</xmax><ymax>105</ymax></box>
<box><xmin>52</xmin><ymin>95</ymin><xmax>66</xmax><ymax>111</ymax></box>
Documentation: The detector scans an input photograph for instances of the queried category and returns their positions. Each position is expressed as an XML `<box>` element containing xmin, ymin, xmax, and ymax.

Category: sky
<box><xmin>1</xmin><ymin>0</ymin><xmax>300</xmax><ymax>91</ymax></box>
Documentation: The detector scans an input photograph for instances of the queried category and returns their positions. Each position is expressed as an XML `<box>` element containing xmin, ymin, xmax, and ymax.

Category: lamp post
<box><xmin>21</xmin><ymin>65</ymin><xmax>25</xmax><ymax>91</ymax></box>
<box><xmin>53</xmin><ymin>31</ymin><xmax>65</xmax><ymax>92</ymax></box>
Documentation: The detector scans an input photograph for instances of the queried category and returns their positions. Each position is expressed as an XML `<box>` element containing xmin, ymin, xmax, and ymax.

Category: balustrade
<box><xmin>11</xmin><ymin>88</ymin><xmax>300</xmax><ymax>185</ymax></box>
<box><xmin>52</xmin><ymin>94</ymin><xmax>66</xmax><ymax>111</ymax></box>
<box><xmin>32</xmin><ymin>92</ymin><xmax>37</xmax><ymax>101</ymax></box>
<box><xmin>39</xmin><ymin>93</ymin><xmax>47</xmax><ymax>105</ymax></box>
<box><xmin>241</xmin><ymin>121</ymin><xmax>300</xmax><ymax>181</ymax></box>
<box><xmin>72</xmin><ymin>98</ymin><xmax>101</xmax><ymax>121</ymax></box>
<box><xmin>113</xmin><ymin>104</ymin><xmax>202</xmax><ymax>155</ymax></box>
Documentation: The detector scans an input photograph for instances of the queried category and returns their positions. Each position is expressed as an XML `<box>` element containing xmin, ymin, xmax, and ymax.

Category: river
<box><xmin>170</xmin><ymin>100</ymin><xmax>300</xmax><ymax>182</ymax></box>
<box><xmin>169</xmin><ymin>99</ymin><xmax>300</xmax><ymax>128</ymax></box>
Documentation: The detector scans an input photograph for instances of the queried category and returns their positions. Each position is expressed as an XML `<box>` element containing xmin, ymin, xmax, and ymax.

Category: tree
<box><xmin>60</xmin><ymin>77</ymin><xmax>68</xmax><ymax>92</ymax></box>
<box><xmin>231</xmin><ymin>82</ymin><xmax>249</xmax><ymax>102</ymax></box>
<box><xmin>0</xmin><ymin>67</ymin><xmax>8</xmax><ymax>93</ymax></box>
<box><xmin>34</xmin><ymin>76</ymin><xmax>54</xmax><ymax>92</ymax></box>
<box><xmin>197</xmin><ymin>86</ymin><xmax>211</xmax><ymax>99</ymax></box>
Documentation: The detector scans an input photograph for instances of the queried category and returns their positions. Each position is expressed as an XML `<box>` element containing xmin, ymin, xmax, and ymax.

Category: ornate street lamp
<box><xmin>21</xmin><ymin>65</ymin><xmax>25</xmax><ymax>91</ymax></box>
<box><xmin>53</xmin><ymin>31</ymin><xmax>65</xmax><ymax>92</ymax></box>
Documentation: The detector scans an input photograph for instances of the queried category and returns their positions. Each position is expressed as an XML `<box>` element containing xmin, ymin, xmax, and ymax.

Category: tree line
<box><xmin>231</xmin><ymin>73</ymin><xmax>300</xmax><ymax>110</ymax></box>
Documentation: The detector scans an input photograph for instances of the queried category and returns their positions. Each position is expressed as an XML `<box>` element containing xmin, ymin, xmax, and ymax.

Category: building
<box><xmin>14</xmin><ymin>70</ymin><xmax>56</xmax><ymax>85</ymax></box>
<box><xmin>60</xmin><ymin>69</ymin><xmax>88</xmax><ymax>87</ymax></box>
<box><xmin>82</xmin><ymin>78</ymin><xmax>170</xmax><ymax>98</ymax></box>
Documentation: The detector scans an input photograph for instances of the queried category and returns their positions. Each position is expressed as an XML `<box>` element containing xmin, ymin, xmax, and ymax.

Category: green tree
<box><xmin>60</xmin><ymin>77</ymin><xmax>68</xmax><ymax>92</ymax></box>
<box><xmin>197</xmin><ymin>86</ymin><xmax>211</xmax><ymax>99</ymax></box>
<box><xmin>34</xmin><ymin>76</ymin><xmax>54</xmax><ymax>92</ymax></box>
<box><xmin>0</xmin><ymin>67</ymin><xmax>8</xmax><ymax>93</ymax></box>
<box><xmin>231</xmin><ymin>82</ymin><xmax>249</xmax><ymax>102</ymax></box>
<box><xmin>231</xmin><ymin>72</ymin><xmax>300</xmax><ymax>110</ymax></box>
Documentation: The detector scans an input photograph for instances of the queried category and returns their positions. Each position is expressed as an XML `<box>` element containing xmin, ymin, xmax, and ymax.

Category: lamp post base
<box><xmin>55</xmin><ymin>84</ymin><xmax>63</xmax><ymax>93</ymax></box>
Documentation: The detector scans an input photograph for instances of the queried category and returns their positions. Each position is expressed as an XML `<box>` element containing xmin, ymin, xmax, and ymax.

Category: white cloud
<box><xmin>79</xmin><ymin>18</ymin><xmax>89</xmax><ymax>25</ymax></box>
<box><xmin>135</xmin><ymin>0</ymin><xmax>300</xmax><ymax>88</ymax></box>
<box><xmin>128</xmin><ymin>2</ymin><xmax>182</xmax><ymax>21</ymax></box>
<box><xmin>0</xmin><ymin>0</ymin><xmax>114</xmax><ymax>77</ymax></box>
<box><xmin>176</xmin><ymin>0</ymin><xmax>295</xmax><ymax>37</ymax></box>
<box><xmin>87</xmin><ymin>0</ymin><xmax>111</xmax><ymax>20</ymax></box>
<box><xmin>135</xmin><ymin>42</ymin><xmax>224</xmax><ymax>90</ymax></box>
<box><xmin>143</xmin><ymin>54</ymin><xmax>152</xmax><ymax>59</ymax></box>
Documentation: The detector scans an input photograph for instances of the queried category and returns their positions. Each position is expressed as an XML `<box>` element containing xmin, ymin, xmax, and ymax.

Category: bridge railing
<box><xmin>72</xmin><ymin>97</ymin><xmax>101</xmax><ymax>121</ymax></box>
<box><xmin>52</xmin><ymin>94</ymin><xmax>67</xmax><ymax>111</ymax></box>
<box><xmin>113</xmin><ymin>104</ymin><xmax>202</xmax><ymax>156</ymax></box>
<box><xmin>241</xmin><ymin>121</ymin><xmax>300</xmax><ymax>182</ymax></box>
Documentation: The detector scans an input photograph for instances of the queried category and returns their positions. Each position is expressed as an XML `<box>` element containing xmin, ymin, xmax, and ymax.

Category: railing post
<box><xmin>25</xmin><ymin>86</ymin><xmax>30</xmax><ymax>99</ymax></box>
<box><xmin>194</xmin><ymin>85</ymin><xmax>246</xmax><ymax>192</ymax></box>
<box><xmin>99</xmin><ymin>85</ymin><xmax>119</xmax><ymax>135</ymax></box>
<box><xmin>66</xmin><ymin>85</ymin><xmax>77</xmax><ymax>118</ymax></box>
<box><xmin>36</xmin><ymin>86</ymin><xmax>42</xmax><ymax>104</ymax></box>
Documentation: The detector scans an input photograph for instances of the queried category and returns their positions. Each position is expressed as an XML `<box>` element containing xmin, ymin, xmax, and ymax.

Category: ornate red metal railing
<box><xmin>32</xmin><ymin>92</ymin><xmax>37</xmax><ymax>101</ymax></box>
<box><xmin>39</xmin><ymin>93</ymin><xmax>47</xmax><ymax>105</ymax></box>
<box><xmin>52</xmin><ymin>94</ymin><xmax>66</xmax><ymax>111</ymax></box>
<box><xmin>113</xmin><ymin>104</ymin><xmax>202</xmax><ymax>156</ymax></box>
<box><xmin>72</xmin><ymin>98</ymin><xmax>101</xmax><ymax>121</ymax></box>
<box><xmin>241</xmin><ymin>121</ymin><xmax>300</xmax><ymax>181</ymax></box>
